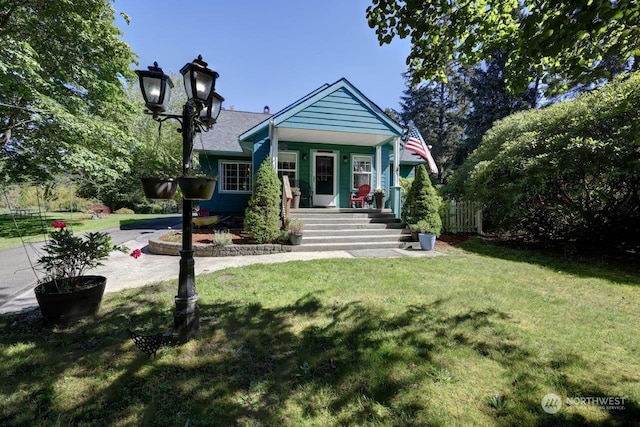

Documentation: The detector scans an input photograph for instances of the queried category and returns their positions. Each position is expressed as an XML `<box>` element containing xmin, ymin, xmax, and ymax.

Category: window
<box><xmin>277</xmin><ymin>151</ymin><xmax>297</xmax><ymax>186</ymax></box>
<box><xmin>352</xmin><ymin>155</ymin><xmax>372</xmax><ymax>189</ymax></box>
<box><xmin>220</xmin><ymin>161</ymin><xmax>252</xmax><ymax>193</ymax></box>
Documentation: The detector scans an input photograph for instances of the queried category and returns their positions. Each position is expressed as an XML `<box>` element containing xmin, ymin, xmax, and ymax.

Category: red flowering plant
<box><xmin>37</xmin><ymin>221</ymin><xmax>128</xmax><ymax>292</ymax></box>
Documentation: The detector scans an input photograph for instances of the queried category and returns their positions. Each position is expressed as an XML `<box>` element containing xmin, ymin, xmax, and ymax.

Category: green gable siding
<box><xmin>279</xmin><ymin>88</ymin><xmax>397</xmax><ymax>135</ymax></box>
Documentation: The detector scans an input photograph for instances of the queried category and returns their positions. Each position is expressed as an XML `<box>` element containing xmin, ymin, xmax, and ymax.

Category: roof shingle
<box><xmin>195</xmin><ymin>109</ymin><xmax>271</xmax><ymax>154</ymax></box>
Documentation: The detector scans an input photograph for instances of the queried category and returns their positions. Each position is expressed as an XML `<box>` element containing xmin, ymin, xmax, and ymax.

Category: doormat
<box><xmin>348</xmin><ymin>249</ymin><xmax>404</xmax><ymax>258</ymax></box>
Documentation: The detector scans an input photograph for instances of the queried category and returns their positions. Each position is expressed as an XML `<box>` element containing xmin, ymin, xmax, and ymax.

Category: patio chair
<box><xmin>298</xmin><ymin>180</ymin><xmax>313</xmax><ymax>207</ymax></box>
<box><xmin>350</xmin><ymin>184</ymin><xmax>371</xmax><ymax>208</ymax></box>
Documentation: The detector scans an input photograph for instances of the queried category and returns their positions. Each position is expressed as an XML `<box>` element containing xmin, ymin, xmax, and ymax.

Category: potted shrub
<box><xmin>411</xmin><ymin>220</ymin><xmax>440</xmax><ymax>251</ymax></box>
<box><xmin>34</xmin><ymin>220</ymin><xmax>128</xmax><ymax>323</ymax></box>
<box><xmin>403</xmin><ymin>164</ymin><xmax>443</xmax><ymax>250</ymax></box>
<box><xmin>374</xmin><ymin>188</ymin><xmax>386</xmax><ymax>209</ymax></box>
<box><xmin>288</xmin><ymin>219</ymin><xmax>304</xmax><ymax>245</ymax></box>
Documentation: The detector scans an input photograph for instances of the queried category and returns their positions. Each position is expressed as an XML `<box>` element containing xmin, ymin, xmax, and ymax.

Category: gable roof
<box><xmin>239</xmin><ymin>78</ymin><xmax>404</xmax><ymax>146</ymax></box>
<box><xmin>196</xmin><ymin>109</ymin><xmax>271</xmax><ymax>155</ymax></box>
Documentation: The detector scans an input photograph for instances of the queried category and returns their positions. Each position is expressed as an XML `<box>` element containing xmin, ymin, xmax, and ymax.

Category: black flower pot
<box><xmin>141</xmin><ymin>177</ymin><xmax>177</xmax><ymax>200</ymax></box>
<box><xmin>374</xmin><ymin>193</ymin><xmax>386</xmax><ymax>209</ymax></box>
<box><xmin>178</xmin><ymin>176</ymin><xmax>217</xmax><ymax>200</ymax></box>
<box><xmin>289</xmin><ymin>233</ymin><xmax>303</xmax><ymax>245</ymax></box>
<box><xmin>34</xmin><ymin>275</ymin><xmax>107</xmax><ymax>323</ymax></box>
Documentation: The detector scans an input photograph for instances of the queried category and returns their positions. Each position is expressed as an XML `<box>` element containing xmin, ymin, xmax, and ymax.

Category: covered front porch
<box><xmin>239</xmin><ymin>78</ymin><xmax>405</xmax><ymax>215</ymax></box>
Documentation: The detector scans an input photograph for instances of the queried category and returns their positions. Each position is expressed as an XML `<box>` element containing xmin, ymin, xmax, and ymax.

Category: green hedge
<box><xmin>449</xmin><ymin>72</ymin><xmax>640</xmax><ymax>247</ymax></box>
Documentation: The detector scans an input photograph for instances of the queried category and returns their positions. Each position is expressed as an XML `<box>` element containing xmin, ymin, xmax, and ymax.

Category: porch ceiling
<box><xmin>277</xmin><ymin>127</ymin><xmax>393</xmax><ymax>146</ymax></box>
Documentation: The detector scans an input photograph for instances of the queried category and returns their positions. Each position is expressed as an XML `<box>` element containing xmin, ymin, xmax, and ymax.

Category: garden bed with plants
<box><xmin>149</xmin><ymin>229</ymin><xmax>291</xmax><ymax>257</ymax></box>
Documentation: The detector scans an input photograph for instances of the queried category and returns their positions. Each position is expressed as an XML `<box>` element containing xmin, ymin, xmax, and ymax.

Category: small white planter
<box><xmin>418</xmin><ymin>232</ymin><xmax>436</xmax><ymax>251</ymax></box>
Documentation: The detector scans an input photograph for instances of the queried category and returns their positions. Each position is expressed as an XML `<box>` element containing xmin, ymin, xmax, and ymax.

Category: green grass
<box><xmin>0</xmin><ymin>213</ymin><xmax>177</xmax><ymax>250</ymax></box>
<box><xmin>1</xmin><ymin>239</ymin><xmax>639</xmax><ymax>426</ymax></box>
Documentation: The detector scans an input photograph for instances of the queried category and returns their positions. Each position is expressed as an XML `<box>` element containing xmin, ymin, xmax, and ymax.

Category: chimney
<box><xmin>263</xmin><ymin>105</ymin><xmax>270</xmax><ymax>114</ymax></box>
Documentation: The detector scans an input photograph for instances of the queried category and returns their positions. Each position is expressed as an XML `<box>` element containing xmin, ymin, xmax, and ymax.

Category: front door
<box><xmin>313</xmin><ymin>152</ymin><xmax>337</xmax><ymax>207</ymax></box>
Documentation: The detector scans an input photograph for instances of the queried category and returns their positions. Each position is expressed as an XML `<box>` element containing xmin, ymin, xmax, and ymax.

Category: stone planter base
<box><xmin>149</xmin><ymin>239</ymin><xmax>291</xmax><ymax>257</ymax></box>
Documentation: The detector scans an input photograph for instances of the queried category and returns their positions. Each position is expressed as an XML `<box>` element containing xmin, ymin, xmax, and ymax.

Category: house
<box><xmin>195</xmin><ymin>78</ymin><xmax>433</xmax><ymax>217</ymax></box>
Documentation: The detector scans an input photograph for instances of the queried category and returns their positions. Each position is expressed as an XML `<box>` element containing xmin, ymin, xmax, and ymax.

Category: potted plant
<box><xmin>141</xmin><ymin>176</ymin><xmax>178</xmax><ymax>200</ymax></box>
<box><xmin>34</xmin><ymin>220</ymin><xmax>128</xmax><ymax>323</ymax></box>
<box><xmin>411</xmin><ymin>220</ymin><xmax>441</xmax><ymax>251</ymax></box>
<box><xmin>139</xmin><ymin>155</ymin><xmax>182</xmax><ymax>200</ymax></box>
<box><xmin>403</xmin><ymin>164</ymin><xmax>443</xmax><ymax>250</ymax></box>
<box><xmin>374</xmin><ymin>188</ymin><xmax>386</xmax><ymax>209</ymax></box>
<box><xmin>177</xmin><ymin>170</ymin><xmax>218</xmax><ymax>200</ymax></box>
<box><xmin>287</xmin><ymin>219</ymin><xmax>304</xmax><ymax>245</ymax></box>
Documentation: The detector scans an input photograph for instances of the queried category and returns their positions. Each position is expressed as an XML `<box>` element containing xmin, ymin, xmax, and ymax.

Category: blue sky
<box><xmin>114</xmin><ymin>0</ymin><xmax>411</xmax><ymax>114</ymax></box>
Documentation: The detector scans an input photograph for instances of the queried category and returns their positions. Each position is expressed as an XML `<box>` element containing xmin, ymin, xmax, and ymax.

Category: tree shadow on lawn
<box><xmin>119</xmin><ymin>215</ymin><xmax>182</xmax><ymax>231</ymax></box>
<box><xmin>457</xmin><ymin>237</ymin><xmax>640</xmax><ymax>287</ymax></box>
<box><xmin>1</xmin><ymin>288</ymin><xmax>638</xmax><ymax>426</ymax></box>
<box><xmin>0</xmin><ymin>214</ymin><xmax>85</xmax><ymax>240</ymax></box>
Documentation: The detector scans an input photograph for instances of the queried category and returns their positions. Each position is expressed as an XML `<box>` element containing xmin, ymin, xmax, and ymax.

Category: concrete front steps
<box><xmin>288</xmin><ymin>208</ymin><xmax>411</xmax><ymax>252</ymax></box>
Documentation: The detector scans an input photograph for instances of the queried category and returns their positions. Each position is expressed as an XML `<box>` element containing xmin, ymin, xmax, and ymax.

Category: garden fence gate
<box><xmin>443</xmin><ymin>200</ymin><xmax>483</xmax><ymax>234</ymax></box>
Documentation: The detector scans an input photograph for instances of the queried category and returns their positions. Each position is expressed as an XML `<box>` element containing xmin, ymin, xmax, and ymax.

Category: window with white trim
<box><xmin>277</xmin><ymin>151</ymin><xmax>297</xmax><ymax>186</ymax></box>
<box><xmin>220</xmin><ymin>161</ymin><xmax>252</xmax><ymax>193</ymax></box>
<box><xmin>352</xmin><ymin>155</ymin><xmax>372</xmax><ymax>189</ymax></box>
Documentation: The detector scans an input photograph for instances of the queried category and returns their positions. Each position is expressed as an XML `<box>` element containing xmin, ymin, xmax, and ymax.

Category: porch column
<box><xmin>269</xmin><ymin>119</ymin><xmax>278</xmax><ymax>169</ymax></box>
<box><xmin>375</xmin><ymin>145</ymin><xmax>382</xmax><ymax>190</ymax></box>
<box><xmin>391</xmin><ymin>136</ymin><xmax>401</xmax><ymax>219</ymax></box>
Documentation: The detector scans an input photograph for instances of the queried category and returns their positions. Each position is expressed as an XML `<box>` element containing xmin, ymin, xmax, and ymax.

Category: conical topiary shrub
<box><xmin>244</xmin><ymin>160</ymin><xmax>282</xmax><ymax>243</ymax></box>
<box><xmin>402</xmin><ymin>164</ymin><xmax>442</xmax><ymax>235</ymax></box>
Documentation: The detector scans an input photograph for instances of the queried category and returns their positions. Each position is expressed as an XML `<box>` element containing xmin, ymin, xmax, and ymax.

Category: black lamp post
<box><xmin>136</xmin><ymin>55</ymin><xmax>223</xmax><ymax>343</ymax></box>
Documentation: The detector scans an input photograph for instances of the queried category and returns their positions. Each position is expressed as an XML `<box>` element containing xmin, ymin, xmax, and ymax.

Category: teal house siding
<box><xmin>279</xmin><ymin>87</ymin><xmax>397</xmax><ymax>136</ymax></box>
<box><xmin>195</xmin><ymin>78</ymin><xmax>435</xmax><ymax>216</ymax></box>
<box><xmin>253</xmin><ymin>137</ymin><xmax>270</xmax><ymax>173</ymax></box>
<box><xmin>198</xmin><ymin>153</ymin><xmax>252</xmax><ymax>213</ymax></box>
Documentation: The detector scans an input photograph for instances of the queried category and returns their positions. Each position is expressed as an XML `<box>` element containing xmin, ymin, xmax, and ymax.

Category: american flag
<box><xmin>402</xmin><ymin>121</ymin><xmax>438</xmax><ymax>174</ymax></box>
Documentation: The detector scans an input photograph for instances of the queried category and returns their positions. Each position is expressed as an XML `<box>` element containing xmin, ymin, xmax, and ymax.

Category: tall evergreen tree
<box><xmin>398</xmin><ymin>67</ymin><xmax>468</xmax><ymax>182</ymax></box>
<box><xmin>244</xmin><ymin>160</ymin><xmax>282</xmax><ymax>243</ymax></box>
<box><xmin>457</xmin><ymin>51</ymin><xmax>537</xmax><ymax>164</ymax></box>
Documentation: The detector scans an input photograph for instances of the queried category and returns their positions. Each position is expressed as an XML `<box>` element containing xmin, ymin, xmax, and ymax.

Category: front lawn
<box><xmin>1</xmin><ymin>239</ymin><xmax>639</xmax><ymax>426</ymax></box>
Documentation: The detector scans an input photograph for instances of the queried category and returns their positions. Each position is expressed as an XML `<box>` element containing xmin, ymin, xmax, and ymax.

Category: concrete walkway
<box><xmin>0</xmin><ymin>239</ymin><xmax>441</xmax><ymax>316</ymax></box>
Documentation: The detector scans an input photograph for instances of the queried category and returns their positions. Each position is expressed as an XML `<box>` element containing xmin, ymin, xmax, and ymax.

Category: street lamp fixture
<box><xmin>136</xmin><ymin>55</ymin><xmax>224</xmax><ymax>343</ymax></box>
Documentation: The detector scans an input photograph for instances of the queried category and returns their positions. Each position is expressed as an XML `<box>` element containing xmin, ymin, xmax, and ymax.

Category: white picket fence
<box><xmin>443</xmin><ymin>200</ymin><xmax>483</xmax><ymax>234</ymax></box>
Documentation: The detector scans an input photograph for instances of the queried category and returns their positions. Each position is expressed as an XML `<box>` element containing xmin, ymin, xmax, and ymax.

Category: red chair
<box><xmin>350</xmin><ymin>184</ymin><xmax>371</xmax><ymax>208</ymax></box>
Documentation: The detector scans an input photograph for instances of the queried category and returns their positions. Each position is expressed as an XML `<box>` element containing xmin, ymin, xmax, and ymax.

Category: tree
<box><xmin>366</xmin><ymin>0</ymin><xmax>640</xmax><ymax>96</ymax></box>
<box><xmin>402</xmin><ymin>164</ymin><xmax>443</xmax><ymax>236</ymax></box>
<box><xmin>399</xmin><ymin>68</ymin><xmax>468</xmax><ymax>181</ymax></box>
<box><xmin>458</xmin><ymin>50</ymin><xmax>536</xmax><ymax>163</ymax></box>
<box><xmin>449</xmin><ymin>73</ymin><xmax>640</xmax><ymax>248</ymax></box>
<box><xmin>78</xmin><ymin>74</ymin><xmax>186</xmax><ymax>211</ymax></box>
<box><xmin>0</xmin><ymin>0</ymin><xmax>137</xmax><ymax>183</ymax></box>
<box><xmin>244</xmin><ymin>160</ymin><xmax>282</xmax><ymax>243</ymax></box>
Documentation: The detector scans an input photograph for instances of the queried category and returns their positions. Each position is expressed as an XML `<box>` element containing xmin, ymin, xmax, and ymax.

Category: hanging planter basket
<box><xmin>178</xmin><ymin>176</ymin><xmax>217</xmax><ymax>200</ymax></box>
<box><xmin>141</xmin><ymin>177</ymin><xmax>178</xmax><ymax>200</ymax></box>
